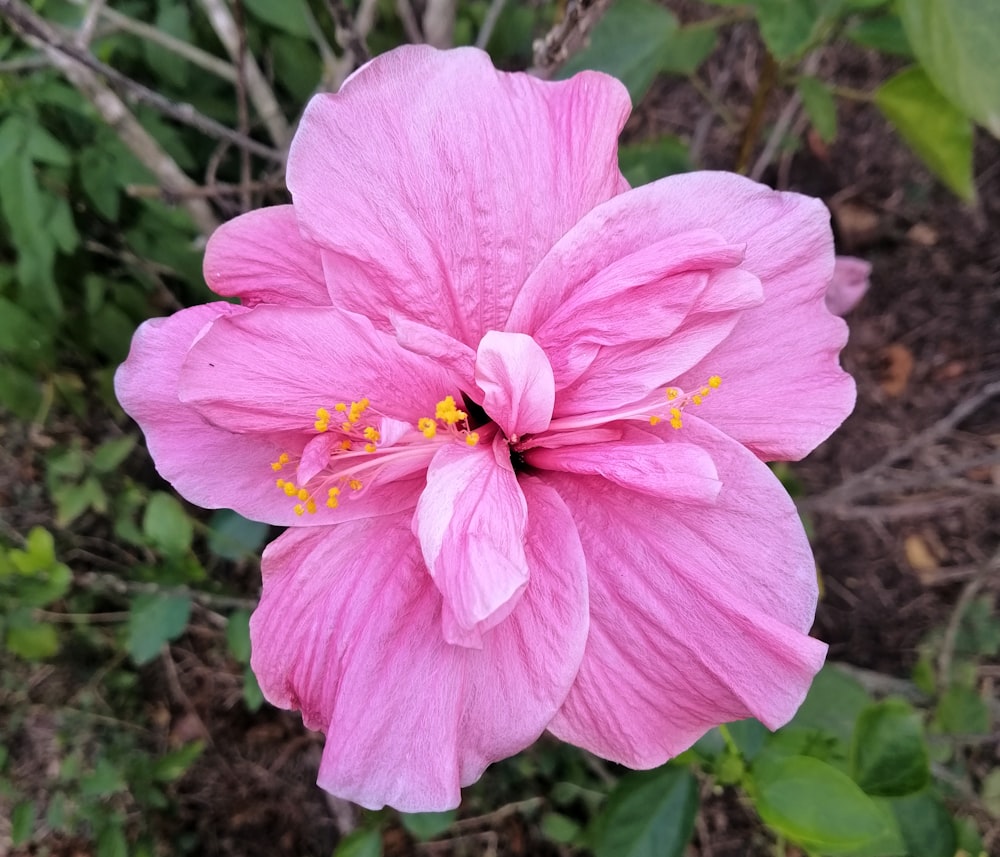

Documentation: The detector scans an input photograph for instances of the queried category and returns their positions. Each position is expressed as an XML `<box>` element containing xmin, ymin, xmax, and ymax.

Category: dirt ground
<box><xmin>3</xmin><ymin>14</ymin><xmax>998</xmax><ymax>857</ymax></box>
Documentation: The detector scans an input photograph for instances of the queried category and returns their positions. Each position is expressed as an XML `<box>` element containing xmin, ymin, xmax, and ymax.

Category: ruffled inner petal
<box><xmin>475</xmin><ymin>331</ymin><xmax>555</xmax><ymax>438</ymax></box>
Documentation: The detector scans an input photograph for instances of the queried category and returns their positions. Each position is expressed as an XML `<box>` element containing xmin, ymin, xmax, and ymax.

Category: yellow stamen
<box><xmin>326</xmin><ymin>496</ymin><xmax>339</xmax><ymax>509</ymax></box>
<box><xmin>709</xmin><ymin>375</ymin><xmax>722</xmax><ymax>388</ymax></box>
<box><xmin>340</xmin><ymin>440</ymin><xmax>352</xmax><ymax>451</ymax></box>
<box><xmin>670</xmin><ymin>417</ymin><xmax>683</xmax><ymax>430</ymax></box>
<box><xmin>294</xmin><ymin>504</ymin><xmax>305</xmax><ymax>516</ymax></box>
<box><xmin>418</xmin><ymin>417</ymin><xmax>437</xmax><ymax>439</ymax></box>
<box><xmin>692</xmin><ymin>394</ymin><xmax>703</xmax><ymax>405</ymax></box>
<box><xmin>363</xmin><ymin>427</ymin><xmax>380</xmax><ymax>442</ymax></box>
<box><xmin>649</xmin><ymin>415</ymin><xmax>661</xmax><ymax>425</ymax></box>
<box><xmin>305</xmin><ymin>499</ymin><xmax>317</xmax><ymax>514</ymax></box>
<box><xmin>349</xmin><ymin>479</ymin><xmax>363</xmax><ymax>491</ymax></box>
<box><xmin>365</xmin><ymin>443</ymin><xmax>377</xmax><ymax>453</ymax></box>
<box><xmin>666</xmin><ymin>388</ymin><xmax>679</xmax><ymax>400</ymax></box>
<box><xmin>334</xmin><ymin>402</ymin><xmax>347</xmax><ymax>412</ymax></box>
<box><xmin>435</xmin><ymin>395</ymin><xmax>466</xmax><ymax>425</ymax></box>
<box><xmin>283</xmin><ymin>482</ymin><xmax>298</xmax><ymax>497</ymax></box>
<box><xmin>297</xmin><ymin>488</ymin><xmax>309</xmax><ymax>501</ymax></box>
<box><xmin>465</xmin><ymin>432</ymin><xmax>480</xmax><ymax>447</ymax></box>
<box><xmin>341</xmin><ymin>422</ymin><xmax>353</xmax><ymax>433</ymax></box>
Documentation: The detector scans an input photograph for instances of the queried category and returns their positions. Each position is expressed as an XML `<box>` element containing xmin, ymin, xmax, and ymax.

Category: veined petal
<box><xmin>547</xmin><ymin>417</ymin><xmax>826</xmax><ymax>767</ymax></box>
<box><xmin>646</xmin><ymin>172</ymin><xmax>853</xmax><ymax>460</ymax></box>
<box><xmin>286</xmin><ymin>45</ymin><xmax>630</xmax><ymax>346</ymax></box>
<box><xmin>524</xmin><ymin>425</ymin><xmax>721</xmax><ymax>504</ymax></box>
<box><xmin>115</xmin><ymin>303</ymin><xmax>308</xmax><ymax>524</ymax></box>
<box><xmin>177</xmin><ymin>305</ymin><xmax>462</xmax><ymax>433</ymax></box>
<box><xmin>203</xmin><ymin>205</ymin><xmax>329</xmax><ymax>307</ymax></box>
<box><xmin>414</xmin><ymin>435</ymin><xmax>529</xmax><ymax>646</ymax></box>
<box><xmin>475</xmin><ymin>331</ymin><xmax>555</xmax><ymax>438</ymax></box>
<box><xmin>250</xmin><ymin>478</ymin><xmax>588</xmax><ymax>811</ymax></box>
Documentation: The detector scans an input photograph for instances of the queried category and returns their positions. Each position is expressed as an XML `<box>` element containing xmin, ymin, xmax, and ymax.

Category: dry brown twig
<box><xmin>325</xmin><ymin>0</ymin><xmax>372</xmax><ymax>66</ymax></box>
<box><xmin>531</xmin><ymin>0</ymin><xmax>614</xmax><ymax>78</ymax></box>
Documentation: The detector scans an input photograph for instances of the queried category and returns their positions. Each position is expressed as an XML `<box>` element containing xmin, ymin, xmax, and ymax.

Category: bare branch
<box><xmin>476</xmin><ymin>0</ymin><xmax>507</xmax><ymax>50</ymax></box>
<box><xmin>194</xmin><ymin>0</ymin><xmax>291</xmax><ymax>148</ymax></box>
<box><xmin>0</xmin><ymin>0</ymin><xmax>283</xmax><ymax>163</ymax></box>
<box><xmin>325</xmin><ymin>0</ymin><xmax>372</xmax><ymax>65</ymax></box>
<box><xmin>396</xmin><ymin>0</ymin><xmax>424</xmax><ymax>44</ymax></box>
<box><xmin>330</xmin><ymin>0</ymin><xmax>379</xmax><ymax>91</ymax></box>
<box><xmin>530</xmin><ymin>0</ymin><xmax>614</xmax><ymax>79</ymax></box>
<box><xmin>422</xmin><ymin>0</ymin><xmax>456</xmax><ymax>49</ymax></box>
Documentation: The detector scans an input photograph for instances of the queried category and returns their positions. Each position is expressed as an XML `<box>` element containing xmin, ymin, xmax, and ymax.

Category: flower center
<box><xmin>269</xmin><ymin>395</ymin><xmax>480</xmax><ymax>516</ymax></box>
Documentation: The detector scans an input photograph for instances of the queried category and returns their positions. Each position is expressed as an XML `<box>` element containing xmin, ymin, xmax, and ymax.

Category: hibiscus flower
<box><xmin>116</xmin><ymin>45</ymin><xmax>855</xmax><ymax>811</ymax></box>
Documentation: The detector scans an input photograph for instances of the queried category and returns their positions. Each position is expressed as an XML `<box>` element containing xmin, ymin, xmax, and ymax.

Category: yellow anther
<box><xmin>700</xmin><ymin>387</ymin><xmax>711</xmax><ymax>397</ymax></box>
<box><xmin>271</xmin><ymin>461</ymin><xmax>283</xmax><ymax>471</ymax></box>
<box><xmin>418</xmin><ymin>417</ymin><xmax>437</xmax><ymax>439</ymax></box>
<box><xmin>341</xmin><ymin>422</ymin><xmax>353</xmax><ymax>433</ymax></box>
<box><xmin>465</xmin><ymin>432</ymin><xmax>480</xmax><ymax>447</ymax></box>
<box><xmin>359</xmin><ymin>397</ymin><xmax>370</xmax><ymax>409</ymax></box>
<box><xmin>363</xmin><ymin>427</ymin><xmax>380</xmax><ymax>442</ymax></box>
<box><xmin>275</xmin><ymin>478</ymin><xmax>285</xmax><ymax>488</ymax></box>
<box><xmin>283</xmin><ymin>482</ymin><xmax>298</xmax><ymax>497</ymax></box>
<box><xmin>709</xmin><ymin>375</ymin><xmax>722</xmax><ymax>388</ymax></box>
<box><xmin>670</xmin><ymin>408</ymin><xmax>682</xmax><ymax>420</ymax></box>
<box><xmin>334</xmin><ymin>402</ymin><xmax>347</xmax><ymax>412</ymax></box>
<box><xmin>314</xmin><ymin>419</ymin><xmax>329</xmax><ymax>432</ymax></box>
<box><xmin>278</xmin><ymin>453</ymin><xmax>290</xmax><ymax>464</ymax></box>
<box><xmin>326</xmin><ymin>496</ymin><xmax>339</xmax><ymax>509</ymax></box>
<box><xmin>294</xmin><ymin>504</ymin><xmax>305</xmax><ymax>516</ymax></box>
<box><xmin>305</xmin><ymin>499</ymin><xmax>317</xmax><ymax>514</ymax></box>
<box><xmin>670</xmin><ymin>417</ymin><xmax>683</xmax><ymax>430</ymax></box>
<box><xmin>328</xmin><ymin>487</ymin><xmax>341</xmax><ymax>498</ymax></box>
<box><xmin>649</xmin><ymin>415</ymin><xmax>661</xmax><ymax>425</ymax></box>
<box><xmin>692</xmin><ymin>394</ymin><xmax>703</xmax><ymax>405</ymax></box>
<box><xmin>435</xmin><ymin>395</ymin><xmax>466</xmax><ymax>425</ymax></box>
<box><xmin>340</xmin><ymin>440</ymin><xmax>352</xmax><ymax>451</ymax></box>
<box><xmin>365</xmin><ymin>443</ymin><xmax>377</xmax><ymax>453</ymax></box>
<box><xmin>666</xmin><ymin>388</ymin><xmax>679</xmax><ymax>400</ymax></box>
<box><xmin>314</xmin><ymin>407</ymin><xmax>331</xmax><ymax>432</ymax></box>
<box><xmin>316</xmin><ymin>407</ymin><xmax>330</xmax><ymax>420</ymax></box>
<box><xmin>349</xmin><ymin>479</ymin><xmax>363</xmax><ymax>491</ymax></box>
<box><xmin>297</xmin><ymin>488</ymin><xmax>309</xmax><ymax>501</ymax></box>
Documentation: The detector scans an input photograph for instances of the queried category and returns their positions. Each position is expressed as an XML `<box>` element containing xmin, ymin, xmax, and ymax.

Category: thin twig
<box><xmin>396</xmin><ymin>0</ymin><xmax>424</xmax><ymax>44</ymax></box>
<box><xmin>233</xmin><ymin>0</ymin><xmax>253</xmax><ymax>212</ymax></box>
<box><xmin>194</xmin><ymin>0</ymin><xmax>291</xmax><ymax>148</ymax></box>
<box><xmin>330</xmin><ymin>0</ymin><xmax>379</xmax><ymax>91</ymax></box>
<box><xmin>126</xmin><ymin>178</ymin><xmax>287</xmax><ymax>199</ymax></box>
<box><xmin>531</xmin><ymin>0</ymin><xmax>614</xmax><ymax>78</ymax></box>
<box><xmin>475</xmin><ymin>0</ymin><xmax>507</xmax><ymax>49</ymax></box>
<box><xmin>75</xmin><ymin>570</ymin><xmax>259</xmax><ymax>611</ymax></box>
<box><xmin>750</xmin><ymin>52</ymin><xmax>821</xmax><ymax>181</ymax></box>
<box><xmin>0</xmin><ymin>0</ymin><xmax>282</xmax><ymax>164</ymax></box>
<box><xmin>735</xmin><ymin>50</ymin><xmax>778</xmax><ymax>174</ymax></box>
<box><xmin>326</xmin><ymin>0</ymin><xmax>371</xmax><ymax>65</ymax></box>
<box><xmin>937</xmin><ymin>551</ymin><xmax>999</xmax><ymax>693</ymax></box>
<box><xmin>76</xmin><ymin>0</ymin><xmax>105</xmax><ymax>47</ymax></box>
<box><xmin>422</xmin><ymin>0</ymin><xmax>456</xmax><ymax>49</ymax></box>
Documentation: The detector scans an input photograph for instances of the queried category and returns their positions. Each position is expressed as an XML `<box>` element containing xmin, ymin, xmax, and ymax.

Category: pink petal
<box><xmin>825</xmin><ymin>255</ymin><xmax>871</xmax><ymax>316</ymax></box>
<box><xmin>177</xmin><ymin>305</ymin><xmax>462</xmax><ymax>433</ymax></box>
<box><xmin>249</xmin><ymin>478</ymin><xmax>589</xmax><ymax>811</ymax></box>
<box><xmin>414</xmin><ymin>434</ymin><xmax>529</xmax><ymax>646</ymax></box>
<box><xmin>547</xmin><ymin>416</ymin><xmax>826</xmax><ymax>767</ymax></box>
<box><xmin>392</xmin><ymin>315</ymin><xmax>476</xmax><ymax>380</ymax></box>
<box><xmin>475</xmin><ymin>331</ymin><xmax>555</xmax><ymax>438</ymax></box>
<box><xmin>646</xmin><ymin>173</ymin><xmax>854</xmax><ymax>460</ymax></box>
<box><xmin>505</xmin><ymin>190</ymin><xmax>764</xmax><ymax>415</ymax></box>
<box><xmin>115</xmin><ymin>303</ymin><xmax>310</xmax><ymax>524</ymax></box>
<box><xmin>286</xmin><ymin>45</ymin><xmax>630</xmax><ymax>347</ymax></box>
<box><xmin>524</xmin><ymin>425</ymin><xmax>721</xmax><ymax>504</ymax></box>
<box><xmin>203</xmin><ymin>205</ymin><xmax>329</xmax><ymax>307</ymax></box>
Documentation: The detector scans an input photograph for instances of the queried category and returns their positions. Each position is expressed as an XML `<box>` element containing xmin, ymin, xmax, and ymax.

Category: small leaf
<box><xmin>750</xmin><ymin>754</ymin><xmax>901</xmax><ymax>854</ymax></box>
<box><xmin>875</xmin><ymin>66</ymin><xmax>975</xmax><ymax>200</ymax></box>
<box><xmin>26</xmin><ymin>124</ymin><xmax>71</xmax><ymax>167</ymax></box>
<box><xmin>126</xmin><ymin>593</ymin><xmax>192</xmax><ymax>664</ymax></box>
<box><xmin>618</xmin><ymin>137</ymin><xmax>691</xmax><ymax>186</ymax></box>
<box><xmin>97</xmin><ymin>824</ymin><xmax>128</xmax><ymax>857</ymax></box>
<box><xmin>754</xmin><ymin>0</ymin><xmax>821</xmax><ymax>60</ymax></box>
<box><xmin>659</xmin><ymin>24</ymin><xmax>717</xmax><ymax>76</ymax></box>
<box><xmin>92</xmin><ymin>436</ymin><xmax>137</xmax><ymax>473</ymax></box>
<box><xmin>207</xmin><ymin>509</ymin><xmax>269</xmax><ymax>560</ymax></box>
<box><xmin>152</xmin><ymin>741</ymin><xmax>205</xmax><ymax>782</ymax></box>
<box><xmin>847</xmin><ymin>14</ymin><xmax>914</xmax><ymax>56</ymax></box>
<box><xmin>558</xmin><ymin>0</ymin><xmax>678</xmax><ymax>104</ymax></box>
<box><xmin>541</xmin><ymin>812</ymin><xmax>581</xmax><ymax>843</ymax></box>
<box><xmin>587</xmin><ymin>765</ymin><xmax>698</xmax><ymax>857</ymax></box>
<box><xmin>6</xmin><ymin>620</ymin><xmax>60</xmax><ymax>660</ymax></box>
<box><xmin>11</xmin><ymin>800</ymin><xmax>36</xmax><ymax>846</ymax></box>
<box><xmin>851</xmin><ymin>699</ymin><xmax>930</xmax><ymax>796</ymax></box>
<box><xmin>400</xmin><ymin>810</ymin><xmax>456</xmax><ymax>840</ymax></box>
<box><xmin>933</xmin><ymin>685</ymin><xmax>991</xmax><ymax>735</ymax></box>
<box><xmin>797</xmin><ymin>75</ymin><xmax>838</xmax><ymax>142</ymax></box>
<box><xmin>242</xmin><ymin>664</ymin><xmax>264</xmax><ymax>711</ymax></box>
<box><xmin>890</xmin><ymin>791</ymin><xmax>958</xmax><ymax>857</ymax></box>
<box><xmin>333</xmin><ymin>828</ymin><xmax>383</xmax><ymax>857</ymax></box>
<box><xmin>790</xmin><ymin>664</ymin><xmax>872</xmax><ymax>745</ymax></box>
<box><xmin>242</xmin><ymin>0</ymin><xmax>312</xmax><ymax>37</ymax></box>
<box><xmin>898</xmin><ymin>0</ymin><xmax>1000</xmax><ymax>137</ymax></box>
<box><xmin>142</xmin><ymin>492</ymin><xmax>194</xmax><ymax>556</ymax></box>
<box><xmin>226</xmin><ymin>609</ymin><xmax>252</xmax><ymax>664</ymax></box>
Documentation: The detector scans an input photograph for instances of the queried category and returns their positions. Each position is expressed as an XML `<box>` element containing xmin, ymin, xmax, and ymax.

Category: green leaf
<box><xmin>540</xmin><ymin>812</ymin><xmax>581</xmax><ymax>843</ymax></box>
<box><xmin>875</xmin><ymin>66</ymin><xmax>975</xmax><ymax>201</ymax></box>
<box><xmin>851</xmin><ymin>699</ymin><xmax>929</xmax><ymax>796</ymax></box>
<box><xmin>847</xmin><ymin>14</ymin><xmax>914</xmax><ymax>56</ymax></box>
<box><xmin>798</xmin><ymin>75</ymin><xmax>838</xmax><ymax>142</ymax></box>
<box><xmin>53</xmin><ymin>477</ymin><xmax>106</xmax><ymax>528</ymax></box>
<box><xmin>588</xmin><ymin>765</ymin><xmax>698</xmax><ymax>857</ymax></box>
<box><xmin>790</xmin><ymin>665</ymin><xmax>872</xmax><ymax>745</ymax></box>
<box><xmin>0</xmin><ymin>363</ymin><xmax>42</xmax><ymax>419</ymax></box>
<box><xmin>97</xmin><ymin>824</ymin><xmax>128</xmax><ymax>857</ymax></box>
<box><xmin>225</xmin><ymin>609</ymin><xmax>252</xmax><ymax>663</ymax></box>
<box><xmin>11</xmin><ymin>800</ymin><xmax>36</xmax><ymax>846</ymax></box>
<box><xmin>750</xmin><ymin>754</ymin><xmax>901</xmax><ymax>854</ymax></box>
<box><xmin>333</xmin><ymin>828</ymin><xmax>383</xmax><ymax>857</ymax></box>
<box><xmin>659</xmin><ymin>24</ymin><xmax>717</xmax><ymax>76</ymax></box>
<box><xmin>558</xmin><ymin>0</ymin><xmax>678</xmax><ymax>104</ymax></box>
<box><xmin>0</xmin><ymin>114</ymin><xmax>29</xmax><ymax>167</ymax></box>
<box><xmin>92</xmin><ymin>436</ymin><xmax>137</xmax><ymax>473</ymax></box>
<box><xmin>898</xmin><ymin>0</ymin><xmax>1000</xmax><ymax>137</ymax></box>
<box><xmin>26</xmin><ymin>124</ymin><xmax>71</xmax><ymax>167</ymax></box>
<box><xmin>207</xmin><ymin>509</ymin><xmax>269</xmax><ymax>560</ymax></box>
<box><xmin>889</xmin><ymin>791</ymin><xmax>958</xmax><ymax>857</ymax></box>
<box><xmin>933</xmin><ymin>685</ymin><xmax>991</xmax><ymax>735</ymax></box>
<box><xmin>618</xmin><ymin>137</ymin><xmax>692</xmax><ymax>186</ymax></box>
<box><xmin>81</xmin><ymin>757</ymin><xmax>127</xmax><ymax>798</ymax></box>
<box><xmin>242</xmin><ymin>0</ymin><xmax>312</xmax><ymax>37</ymax></box>
<box><xmin>142</xmin><ymin>492</ymin><xmax>194</xmax><ymax>556</ymax></box>
<box><xmin>0</xmin><ymin>297</ymin><xmax>52</xmax><ymax>359</ymax></box>
<box><xmin>242</xmin><ymin>663</ymin><xmax>264</xmax><ymax>711</ymax></box>
<box><xmin>754</xmin><ymin>0</ymin><xmax>821</xmax><ymax>60</ymax></box>
<box><xmin>152</xmin><ymin>741</ymin><xmax>204</xmax><ymax>782</ymax></box>
<box><xmin>399</xmin><ymin>810</ymin><xmax>456</xmax><ymax>840</ymax></box>
<box><xmin>6</xmin><ymin>621</ymin><xmax>60</xmax><ymax>660</ymax></box>
<box><xmin>144</xmin><ymin>2</ymin><xmax>191</xmax><ymax>88</ymax></box>
<box><xmin>126</xmin><ymin>592</ymin><xmax>192</xmax><ymax>664</ymax></box>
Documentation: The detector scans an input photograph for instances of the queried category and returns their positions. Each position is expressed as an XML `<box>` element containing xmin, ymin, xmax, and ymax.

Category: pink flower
<box><xmin>826</xmin><ymin>255</ymin><xmax>872</xmax><ymax>316</ymax></box>
<box><xmin>116</xmin><ymin>46</ymin><xmax>854</xmax><ymax>811</ymax></box>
